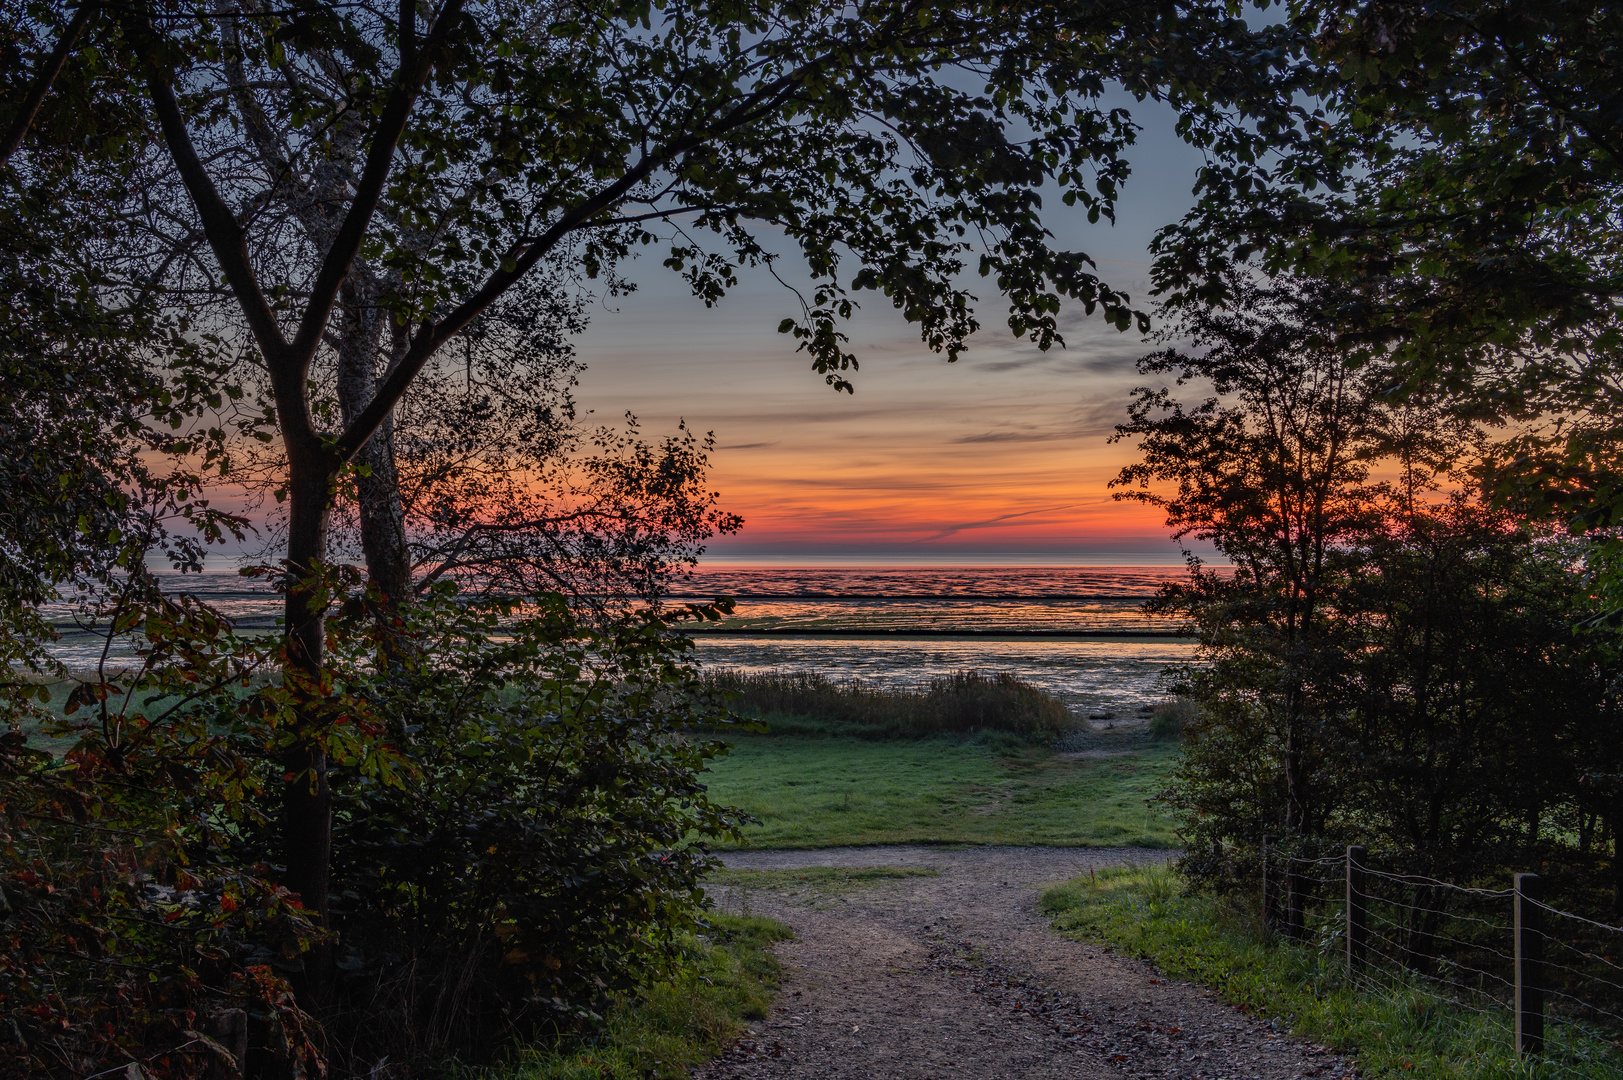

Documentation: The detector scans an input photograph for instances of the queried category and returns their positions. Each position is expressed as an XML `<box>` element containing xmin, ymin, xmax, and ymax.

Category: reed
<box><xmin>704</xmin><ymin>668</ymin><xmax>1077</xmax><ymax>741</ymax></box>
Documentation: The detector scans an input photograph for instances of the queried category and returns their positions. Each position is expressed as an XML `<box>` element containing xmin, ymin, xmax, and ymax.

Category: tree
<box><xmin>1112</xmin><ymin>280</ymin><xmax>1385</xmax><ymax>836</ymax></box>
<box><xmin>235</xmin><ymin>283</ymin><xmax>742</xmax><ymax>615</ymax></box>
<box><xmin>1120</xmin><ymin>282</ymin><xmax>1622</xmax><ymax>911</ymax></box>
<box><xmin>1151</xmin><ymin>0</ymin><xmax>1623</xmax><ymax>609</ymax></box>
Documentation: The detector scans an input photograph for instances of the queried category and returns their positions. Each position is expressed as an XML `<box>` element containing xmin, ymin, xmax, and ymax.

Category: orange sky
<box><xmin>564</xmin><ymin>96</ymin><xmax>1212</xmax><ymax>565</ymax></box>
<box><xmin>572</xmin><ymin>257</ymin><xmax>1191</xmax><ymax>564</ymax></box>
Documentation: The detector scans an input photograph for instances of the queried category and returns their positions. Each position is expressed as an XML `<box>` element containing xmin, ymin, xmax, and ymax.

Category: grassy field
<box><xmin>1040</xmin><ymin>865</ymin><xmax>1623</xmax><ymax>1080</ymax></box>
<box><xmin>702</xmin><ymin>734</ymin><xmax>1178</xmax><ymax>849</ymax></box>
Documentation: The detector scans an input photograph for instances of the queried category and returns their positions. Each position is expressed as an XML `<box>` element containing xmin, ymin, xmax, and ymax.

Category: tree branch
<box><xmin>286</xmin><ymin>0</ymin><xmax>466</xmax><ymax>365</ymax></box>
<box><xmin>335</xmin><ymin>65</ymin><xmax>815</xmax><ymax>462</ymax></box>
<box><xmin>0</xmin><ymin>2</ymin><xmax>94</xmax><ymax>169</ymax></box>
<box><xmin>143</xmin><ymin>60</ymin><xmax>290</xmax><ymax>375</ymax></box>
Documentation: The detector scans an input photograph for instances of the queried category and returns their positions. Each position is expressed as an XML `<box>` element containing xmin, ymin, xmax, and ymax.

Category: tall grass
<box><xmin>705</xmin><ymin>669</ymin><xmax>1076</xmax><ymax>741</ymax></box>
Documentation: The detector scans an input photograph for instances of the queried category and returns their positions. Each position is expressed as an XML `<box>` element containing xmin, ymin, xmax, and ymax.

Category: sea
<box><xmin>42</xmin><ymin>565</ymin><xmax>1198</xmax><ymax>722</ymax></box>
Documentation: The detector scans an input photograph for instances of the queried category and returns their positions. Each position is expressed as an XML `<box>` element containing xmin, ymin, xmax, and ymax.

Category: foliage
<box><xmin>1040</xmin><ymin>864</ymin><xmax>1623</xmax><ymax>1080</ymax></box>
<box><xmin>706</xmin><ymin>669</ymin><xmax>1076</xmax><ymax>741</ymax></box>
<box><xmin>0</xmin><ymin>570</ymin><xmax>751</xmax><ymax>1077</ymax></box>
<box><xmin>492</xmin><ymin>913</ymin><xmax>791</xmax><ymax>1080</ymax></box>
<box><xmin>1151</xmin><ymin>1</ymin><xmax>1623</xmax><ymax>615</ymax></box>
<box><xmin>703</xmin><ymin>734</ymin><xmax>1178</xmax><ymax>849</ymax></box>
<box><xmin>1116</xmin><ymin>278</ymin><xmax>1623</xmax><ymax>899</ymax></box>
<box><xmin>311</xmin><ymin>589</ymin><xmax>752</xmax><ymax>1073</ymax></box>
<box><xmin>231</xmin><ymin>283</ymin><xmax>743</xmax><ymax>613</ymax></box>
<box><xmin>1112</xmin><ymin>279</ymin><xmax>1397</xmax><ymax>836</ymax></box>
<box><xmin>0</xmin><ymin>615</ymin><xmax>321</xmax><ymax>1080</ymax></box>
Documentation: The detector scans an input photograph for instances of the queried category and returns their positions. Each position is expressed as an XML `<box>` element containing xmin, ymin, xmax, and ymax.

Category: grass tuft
<box><xmin>706</xmin><ymin>669</ymin><xmax>1076</xmax><ymax>741</ymax></box>
<box><xmin>1040</xmin><ymin>864</ymin><xmax>1623</xmax><ymax>1080</ymax></box>
<box><xmin>488</xmin><ymin>913</ymin><xmax>792</xmax><ymax>1080</ymax></box>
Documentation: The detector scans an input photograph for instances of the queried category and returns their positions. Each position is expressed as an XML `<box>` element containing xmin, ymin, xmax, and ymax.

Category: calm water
<box><xmin>43</xmin><ymin>565</ymin><xmax>1198</xmax><ymax>718</ymax></box>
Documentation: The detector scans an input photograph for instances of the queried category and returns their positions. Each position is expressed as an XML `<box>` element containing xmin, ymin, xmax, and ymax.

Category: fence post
<box><xmin>1346</xmin><ymin>845</ymin><xmax>1367</xmax><ymax>975</ymax></box>
<box><xmin>1286</xmin><ymin>858</ymin><xmax>1305</xmax><ymax>940</ymax></box>
<box><xmin>1515</xmin><ymin>872</ymin><xmax>1545</xmax><ymax>1056</ymax></box>
<box><xmin>1262</xmin><ymin>835</ymin><xmax>1276</xmax><ymax>931</ymax></box>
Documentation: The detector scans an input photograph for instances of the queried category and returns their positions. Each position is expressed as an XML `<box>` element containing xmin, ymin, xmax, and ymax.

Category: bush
<box><xmin>310</xmin><ymin>591</ymin><xmax>751</xmax><ymax>1075</ymax></box>
<box><xmin>2</xmin><ymin>581</ymin><xmax>749</xmax><ymax>1078</ymax></box>
<box><xmin>704</xmin><ymin>669</ymin><xmax>1076</xmax><ymax>741</ymax></box>
<box><xmin>0</xmin><ymin>736</ymin><xmax>321</xmax><ymax>1080</ymax></box>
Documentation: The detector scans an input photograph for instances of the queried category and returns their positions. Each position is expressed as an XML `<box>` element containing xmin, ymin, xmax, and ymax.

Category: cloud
<box><xmin>952</xmin><ymin>429</ymin><xmax>1075</xmax><ymax>444</ymax></box>
<box><xmin>719</xmin><ymin>441</ymin><xmax>780</xmax><ymax>450</ymax></box>
<box><xmin>913</xmin><ymin>503</ymin><xmax>1081</xmax><ymax>543</ymax></box>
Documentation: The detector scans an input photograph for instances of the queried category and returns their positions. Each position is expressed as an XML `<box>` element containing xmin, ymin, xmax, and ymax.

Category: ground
<box><xmin>697</xmin><ymin>846</ymin><xmax>1355</xmax><ymax>1080</ymax></box>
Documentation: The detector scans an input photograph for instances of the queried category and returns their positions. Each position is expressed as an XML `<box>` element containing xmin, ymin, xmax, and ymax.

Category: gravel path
<box><xmin>697</xmin><ymin>847</ymin><xmax>1355</xmax><ymax>1080</ymax></box>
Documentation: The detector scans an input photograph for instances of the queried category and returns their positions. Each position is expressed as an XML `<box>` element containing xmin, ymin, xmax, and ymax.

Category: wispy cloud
<box><xmin>913</xmin><ymin>503</ymin><xmax>1080</xmax><ymax>543</ymax></box>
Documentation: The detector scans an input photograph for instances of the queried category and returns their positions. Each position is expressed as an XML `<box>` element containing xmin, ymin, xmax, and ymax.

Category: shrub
<box><xmin>3</xmin><ymin>580</ymin><xmax>748</xmax><ymax>1078</ymax></box>
<box><xmin>311</xmin><ymin>591</ymin><xmax>750</xmax><ymax>1075</ymax></box>
<box><xmin>704</xmin><ymin>669</ymin><xmax>1076</xmax><ymax>741</ymax></box>
<box><xmin>0</xmin><ymin>735</ymin><xmax>320</xmax><ymax>1080</ymax></box>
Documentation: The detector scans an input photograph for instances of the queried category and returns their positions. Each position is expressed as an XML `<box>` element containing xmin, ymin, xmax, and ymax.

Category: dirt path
<box><xmin>697</xmin><ymin>847</ymin><xmax>1354</xmax><ymax>1080</ymax></box>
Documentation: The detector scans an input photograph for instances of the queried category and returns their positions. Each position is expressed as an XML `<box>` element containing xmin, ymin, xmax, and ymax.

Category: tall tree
<box><xmin>1112</xmin><ymin>280</ymin><xmax>1384</xmax><ymax>835</ymax></box>
<box><xmin>1152</xmin><ymin>0</ymin><xmax>1623</xmax><ymax>608</ymax></box>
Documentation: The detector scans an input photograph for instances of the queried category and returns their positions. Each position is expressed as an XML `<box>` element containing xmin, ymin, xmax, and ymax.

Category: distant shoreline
<box><xmin>681</xmin><ymin>629</ymin><xmax>1193</xmax><ymax>641</ymax></box>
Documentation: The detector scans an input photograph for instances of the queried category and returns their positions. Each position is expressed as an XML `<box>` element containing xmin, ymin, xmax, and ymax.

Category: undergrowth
<box><xmin>1039</xmin><ymin>865</ymin><xmax>1623</xmax><ymax>1080</ymax></box>
<box><xmin>491</xmin><ymin>913</ymin><xmax>791</xmax><ymax>1080</ymax></box>
<box><xmin>705</xmin><ymin>669</ymin><xmax>1075</xmax><ymax>741</ymax></box>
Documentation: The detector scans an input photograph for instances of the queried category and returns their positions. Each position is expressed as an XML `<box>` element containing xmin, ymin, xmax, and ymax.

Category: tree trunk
<box><xmin>335</xmin><ymin>278</ymin><xmax>413</xmax><ymax>614</ymax></box>
<box><xmin>1284</xmin><ymin>688</ymin><xmax>1311</xmax><ymax>835</ymax></box>
<box><xmin>281</xmin><ymin>436</ymin><xmax>337</xmax><ymax>1002</ymax></box>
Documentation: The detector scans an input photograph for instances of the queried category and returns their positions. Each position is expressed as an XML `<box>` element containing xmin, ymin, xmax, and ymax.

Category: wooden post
<box><xmin>1346</xmin><ymin>846</ymin><xmax>1367</xmax><ymax>975</ymax></box>
<box><xmin>1286</xmin><ymin>857</ymin><xmax>1305</xmax><ymax>940</ymax></box>
<box><xmin>1515</xmin><ymin>873</ymin><xmax>1545</xmax><ymax>1056</ymax></box>
<box><xmin>1262</xmin><ymin>835</ymin><xmax>1276</xmax><ymax>930</ymax></box>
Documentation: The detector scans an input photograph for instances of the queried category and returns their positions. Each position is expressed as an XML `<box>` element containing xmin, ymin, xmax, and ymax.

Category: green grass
<box><xmin>1039</xmin><ymin>864</ymin><xmax>1623</xmax><ymax>1080</ymax></box>
<box><xmin>702</xmin><ymin>734</ymin><xmax>1177</xmax><ymax>848</ymax></box>
<box><xmin>709</xmin><ymin>865</ymin><xmax>939</xmax><ymax>908</ymax></box>
<box><xmin>490</xmin><ymin>913</ymin><xmax>792</xmax><ymax>1080</ymax></box>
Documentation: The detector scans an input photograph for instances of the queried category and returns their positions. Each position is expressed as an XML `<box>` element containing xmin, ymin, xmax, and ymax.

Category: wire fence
<box><xmin>1264</xmin><ymin>841</ymin><xmax>1623</xmax><ymax>1078</ymax></box>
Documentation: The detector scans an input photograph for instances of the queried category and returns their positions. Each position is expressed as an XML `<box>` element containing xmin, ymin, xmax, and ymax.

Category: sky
<box><xmin>568</xmin><ymin>95</ymin><xmax>1214</xmax><ymax>566</ymax></box>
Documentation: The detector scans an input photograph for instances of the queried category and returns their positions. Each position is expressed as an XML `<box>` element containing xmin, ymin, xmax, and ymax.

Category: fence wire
<box><xmin>1265</xmin><ymin>848</ymin><xmax>1623</xmax><ymax>1078</ymax></box>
